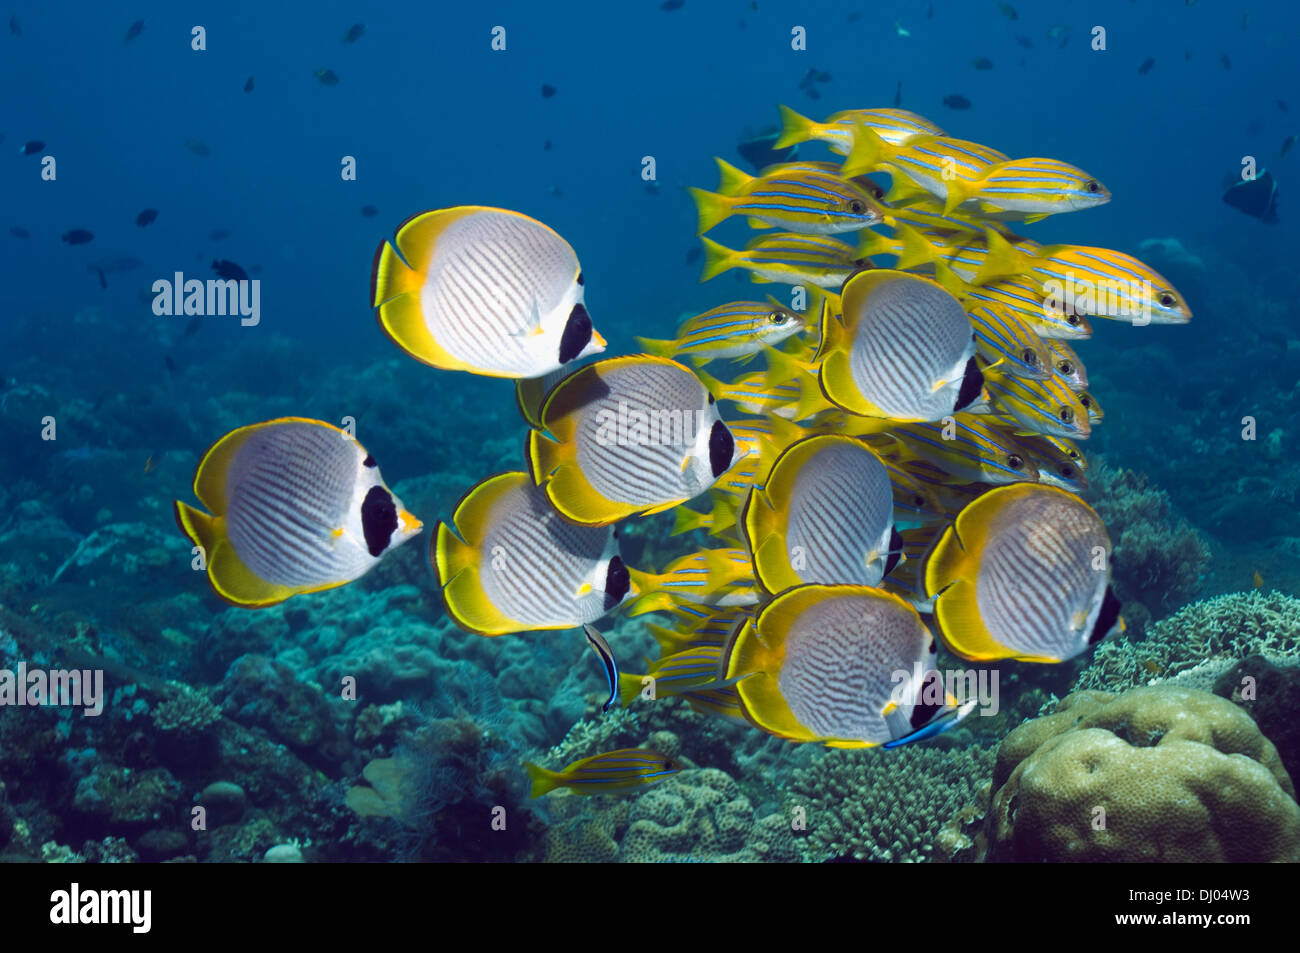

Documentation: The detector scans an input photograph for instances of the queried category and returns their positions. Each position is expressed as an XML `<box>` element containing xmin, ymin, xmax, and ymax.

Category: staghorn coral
<box><xmin>787</xmin><ymin>745</ymin><xmax>994</xmax><ymax>863</ymax></box>
<box><xmin>1075</xmin><ymin>590</ymin><xmax>1300</xmax><ymax>693</ymax></box>
<box><xmin>1085</xmin><ymin>461</ymin><xmax>1211</xmax><ymax>631</ymax></box>
<box><xmin>987</xmin><ymin>686</ymin><xmax>1300</xmax><ymax>862</ymax></box>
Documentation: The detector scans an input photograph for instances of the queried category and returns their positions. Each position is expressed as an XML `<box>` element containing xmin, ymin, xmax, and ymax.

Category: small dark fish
<box><xmin>123</xmin><ymin>19</ymin><xmax>144</xmax><ymax>44</ymax></box>
<box><xmin>1184</xmin><ymin>50</ymin><xmax>1193</xmax><ymax>61</ymax></box>
<box><xmin>543</xmin><ymin>139</ymin><xmax>552</xmax><ymax>151</ymax></box>
<box><xmin>645</xmin><ymin>181</ymin><xmax>661</xmax><ymax>197</ymax></box>
<box><xmin>136</xmin><ymin>208</ymin><xmax>158</xmax><ymax>227</ymax></box>
<box><xmin>9</xmin><ymin>15</ymin><xmax>19</xmax><ymax>35</ymax></box>
<box><xmin>20</xmin><ymin>140</ymin><xmax>45</xmax><ymax>156</ymax></box>
<box><xmin>1282</xmin><ymin>134</ymin><xmax>1298</xmax><ymax>159</ymax></box>
<box><xmin>1137</xmin><ymin>57</ymin><xmax>1155</xmax><ymax>75</ymax></box>
<box><xmin>1014</xmin><ymin>34</ymin><xmax>1033</xmax><ymax>49</ymax></box>
<box><xmin>927</xmin><ymin>2</ymin><xmax>934</xmax><ymax>19</ymax></box>
<box><xmin>164</xmin><ymin>355</ymin><xmax>177</xmax><ymax>374</ymax></box>
<box><xmin>894</xmin><ymin>80</ymin><xmax>902</xmax><ymax>107</ymax></box>
<box><xmin>541</xmin><ymin>84</ymin><xmax>557</xmax><ymax>98</ymax></box>
<box><xmin>685</xmin><ymin>246</ymin><xmax>702</xmax><ymax>265</ymax></box>
<box><xmin>244</xmin><ymin>75</ymin><xmax>254</xmax><ymax>93</ymax></box>
<box><xmin>737</xmin><ymin>131</ymin><xmax>797</xmax><ymax>172</ymax></box>
<box><xmin>342</xmin><ymin>23</ymin><xmax>365</xmax><ymax>43</ymax></box>
<box><xmin>661</xmin><ymin>0</ymin><xmax>685</xmax><ymax>10</ymax></box>
<box><xmin>997</xmin><ymin>2</ymin><xmax>1018</xmax><ymax>20</ymax></box>
<box><xmin>848</xmin><ymin>11</ymin><xmax>861</xmax><ymax>22</ymax></box>
<box><xmin>186</xmin><ymin>139</ymin><xmax>211</xmax><ymax>157</ymax></box>
<box><xmin>62</xmin><ymin>229</ymin><xmax>94</xmax><ymax>245</ymax></box>
<box><xmin>803</xmin><ymin>85</ymin><xmax>822</xmax><ymax>101</ymax></box>
<box><xmin>315</xmin><ymin>68</ymin><xmax>340</xmax><ymax>86</ymax></box>
<box><xmin>1279</xmin><ymin>100</ymin><xmax>1290</xmax><ymax>113</ymax></box>
<box><xmin>9</xmin><ymin>226</ymin><xmax>30</xmax><ymax>239</ymax></box>
<box><xmin>942</xmin><ymin>94</ymin><xmax>972</xmax><ymax>110</ymax></box>
<box><xmin>211</xmin><ymin>259</ymin><xmax>248</xmax><ymax>281</ymax></box>
<box><xmin>360</xmin><ymin>204</ymin><xmax>378</xmax><ymax>217</ymax></box>
<box><xmin>1221</xmin><ymin>54</ymin><xmax>1232</xmax><ymax>70</ymax></box>
<box><xmin>812</xmin><ymin>70</ymin><xmax>831</xmax><ymax>83</ymax></box>
<box><xmin>182</xmin><ymin>316</ymin><xmax>202</xmax><ymax>340</ymax></box>
<box><xmin>95</xmin><ymin>269</ymin><xmax>107</xmax><ymax>289</ymax></box>
<box><xmin>209</xmin><ymin>228</ymin><xmax>231</xmax><ymax>241</ymax></box>
<box><xmin>1223</xmin><ymin>169</ymin><xmax>1279</xmax><ymax>224</ymax></box>
<box><xmin>971</xmin><ymin>57</ymin><xmax>994</xmax><ymax>70</ymax></box>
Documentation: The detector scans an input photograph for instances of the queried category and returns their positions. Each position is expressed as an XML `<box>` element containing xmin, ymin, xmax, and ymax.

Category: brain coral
<box><xmin>988</xmin><ymin>685</ymin><xmax>1300</xmax><ymax>862</ymax></box>
<box><xmin>788</xmin><ymin>745</ymin><xmax>994</xmax><ymax>862</ymax></box>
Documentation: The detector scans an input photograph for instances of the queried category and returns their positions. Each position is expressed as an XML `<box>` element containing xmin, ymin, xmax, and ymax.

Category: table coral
<box><xmin>988</xmin><ymin>685</ymin><xmax>1300</xmax><ymax>862</ymax></box>
<box><xmin>787</xmin><ymin>745</ymin><xmax>994</xmax><ymax>862</ymax></box>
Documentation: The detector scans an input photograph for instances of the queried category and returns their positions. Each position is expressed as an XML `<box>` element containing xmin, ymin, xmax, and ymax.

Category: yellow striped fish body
<box><xmin>882</xmin><ymin>196</ymin><xmax>1018</xmax><ymax>238</ymax></box>
<box><xmin>723</xmin><ymin>585</ymin><xmax>952</xmax><ymax>747</ymax></box>
<box><xmin>524</xmin><ymin>748</ymin><xmax>680</xmax><ymax>798</ymax></box>
<box><xmin>699</xmin><ymin>233</ymin><xmax>865</xmax><ymax>287</ymax></box>
<box><xmin>690</xmin><ymin>161</ymin><xmax>884</xmax><ymax>235</ymax></box>
<box><xmin>743</xmin><ymin>435</ymin><xmax>900</xmax><ymax>593</ymax></box>
<box><xmin>843</xmin><ymin>129</ymin><xmax>1010</xmax><ymax>198</ymax></box>
<box><xmin>881</xmin><ymin>521</ymin><xmax>950</xmax><ymax>606</ymax></box>
<box><xmin>775</xmin><ymin>104</ymin><xmax>945</xmax><ymax>154</ymax></box>
<box><xmin>925</xmin><ymin>483</ymin><xmax>1123</xmax><ymax>662</ymax></box>
<box><xmin>868</xmin><ymin>414</ymin><xmax>1041</xmax><ymax>486</ymax></box>
<box><xmin>959</xmin><ymin>276</ymin><xmax>1093</xmax><ymax>340</ymax></box>
<box><xmin>1044</xmin><ymin>338</ymin><xmax>1088</xmax><ymax>391</ymax></box>
<box><xmin>820</xmin><ymin>270</ymin><xmax>985</xmax><ymax>421</ymax></box>
<box><xmin>174</xmin><ymin>418</ymin><xmax>422</xmax><ymax>609</ymax></box>
<box><xmin>527</xmin><ymin>356</ymin><xmax>740</xmax><ymax>525</ymax></box>
<box><xmin>670</xmin><ymin>495</ymin><xmax>737</xmax><ymax>538</ymax></box>
<box><xmin>636</xmin><ymin>300</ymin><xmax>805</xmax><ymax>364</ymax></box>
<box><xmin>983</xmin><ymin>365</ymin><xmax>1091</xmax><ymax>440</ymax></box>
<box><xmin>628</xmin><ymin>643</ymin><xmax>727</xmax><ymax>701</ymax></box>
<box><xmin>697</xmin><ymin>368</ymin><xmax>803</xmax><ymax>420</ymax></box>
<box><xmin>968</xmin><ymin>302</ymin><xmax>1052</xmax><ymax>379</ymax></box>
<box><xmin>1013</xmin><ymin>433</ymin><xmax>1089</xmax><ymax>492</ymax></box>
<box><xmin>648</xmin><ymin>605</ymin><xmax>751</xmax><ymax>655</ymax></box>
<box><xmin>434</xmin><ymin>472</ymin><xmax>630</xmax><ymax>636</ymax></box>
<box><xmin>682</xmin><ymin>684</ymin><xmax>747</xmax><ymax>722</ymax></box>
<box><xmin>1029</xmin><ymin>245</ymin><xmax>1192</xmax><ymax>324</ymax></box>
<box><xmin>941</xmin><ymin>157</ymin><xmax>1110</xmax><ymax>219</ymax></box>
<box><xmin>628</xmin><ymin>548</ymin><xmax>754</xmax><ymax>610</ymax></box>
<box><xmin>371</xmin><ymin>206</ymin><xmax>605</xmax><ymax>378</ymax></box>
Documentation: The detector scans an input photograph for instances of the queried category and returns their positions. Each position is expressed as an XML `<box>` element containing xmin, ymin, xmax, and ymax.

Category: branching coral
<box><xmin>786</xmin><ymin>745</ymin><xmax>994</xmax><ymax>862</ymax></box>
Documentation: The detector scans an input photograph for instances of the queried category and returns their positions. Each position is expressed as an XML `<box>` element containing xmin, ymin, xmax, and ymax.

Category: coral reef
<box><xmin>1075</xmin><ymin>590</ymin><xmax>1300</xmax><ymax>693</ymax></box>
<box><xmin>987</xmin><ymin>686</ymin><xmax>1300</xmax><ymax>862</ymax></box>
<box><xmin>1084</xmin><ymin>461</ymin><xmax>1211</xmax><ymax>632</ymax></box>
<box><xmin>1213</xmin><ymin>655</ymin><xmax>1300</xmax><ymax>790</ymax></box>
<box><xmin>786</xmin><ymin>744</ymin><xmax>994</xmax><ymax>862</ymax></box>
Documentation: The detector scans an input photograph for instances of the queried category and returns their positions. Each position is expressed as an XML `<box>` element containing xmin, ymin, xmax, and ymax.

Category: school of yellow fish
<box><xmin>173</xmin><ymin>105</ymin><xmax>1189</xmax><ymax>798</ymax></box>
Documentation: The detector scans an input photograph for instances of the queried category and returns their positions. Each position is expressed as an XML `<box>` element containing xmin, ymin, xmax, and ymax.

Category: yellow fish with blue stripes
<box><xmin>524</xmin><ymin>748</ymin><xmax>681</xmax><ymax>798</ymax></box>
<box><xmin>636</xmin><ymin>299</ymin><xmax>807</xmax><ymax>365</ymax></box>
<box><xmin>690</xmin><ymin>160</ymin><xmax>884</xmax><ymax>235</ymax></box>
<box><xmin>775</xmin><ymin>104</ymin><xmax>945</xmax><ymax>153</ymax></box>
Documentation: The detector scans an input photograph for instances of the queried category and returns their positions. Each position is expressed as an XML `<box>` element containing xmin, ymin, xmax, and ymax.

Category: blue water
<box><xmin>2</xmin><ymin>0</ymin><xmax>1298</xmax><ymax>865</ymax></box>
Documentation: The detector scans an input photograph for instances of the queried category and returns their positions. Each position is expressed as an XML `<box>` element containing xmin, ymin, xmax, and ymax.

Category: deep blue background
<box><xmin>3</xmin><ymin>0</ymin><xmax>1296</xmax><ymax>358</ymax></box>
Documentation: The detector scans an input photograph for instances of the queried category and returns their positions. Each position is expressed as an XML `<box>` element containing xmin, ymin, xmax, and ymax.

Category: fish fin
<box><xmin>526</xmin><ymin>431</ymin><xmax>564</xmax><ymax>485</ymax></box>
<box><xmin>672</xmin><ymin>506</ymin><xmax>711</xmax><ymax>536</ymax></box>
<box><xmin>635</xmin><ymin>336</ymin><xmax>677</xmax><ymax>358</ymax></box>
<box><xmin>693</xmin><ymin>366</ymin><xmax>725</xmax><ymax>401</ymax></box>
<box><xmin>745</xmin><ymin>216</ymin><xmax>773</xmax><ymax>230</ymax></box>
<box><xmin>626</xmin><ymin>591</ymin><xmax>676</xmax><ymax>618</ymax></box>
<box><xmin>179</xmin><ymin>504</ymin><xmax>301</xmax><ymax>608</ymax></box>
<box><xmin>924</xmin><ymin>517</ymin><xmax>1004</xmax><ymax>661</ymax></box>
<box><xmin>854</xmin><ymin>228</ymin><xmax>896</xmax><ymax>260</ymax></box>
<box><xmin>698</xmin><ymin>236</ymin><xmax>736</xmax><ymax>282</ymax></box>
<box><xmin>931</xmin><ymin>259</ymin><xmax>966</xmax><ymax>296</ymax></box>
<box><xmin>188</xmin><ymin>423</ymin><xmax>263</xmax><ymax>515</ymax></box>
<box><xmin>714</xmin><ymin>157</ymin><xmax>754</xmax><ymax>195</ymax></box>
<box><xmin>524</xmin><ymin>762</ymin><xmax>562</xmax><ymax>798</ymax></box>
<box><xmin>1021</xmin><ymin>213</ymin><xmax>1049</xmax><ymax>224</ymax></box>
<box><xmin>841</xmin><ymin>122</ymin><xmax>888</xmax><ymax>177</ymax></box>
<box><xmin>541</xmin><ymin>461</ymin><xmax>627</xmax><ymax>526</ymax></box>
<box><xmin>515</xmin><ymin>378</ymin><xmax>547</xmax><ymax>430</ymax></box>
<box><xmin>617</xmin><ymin>673</ymin><xmax>650</xmax><ymax>707</ymax></box>
<box><xmin>774</xmin><ymin>104</ymin><xmax>816</xmax><ymax>150</ymax></box>
<box><xmin>688</xmin><ymin>187</ymin><xmax>733</xmax><ymax>235</ymax></box>
<box><xmin>372</xmin><ymin>239</ymin><xmax>477</xmax><ymax>374</ymax></box>
<box><xmin>762</xmin><ymin>344</ymin><xmax>810</xmax><ymax>386</ymax></box>
<box><xmin>440</xmin><ymin>558</ymin><xmax>526</xmax><ymax>636</ymax></box>
<box><xmin>708</xmin><ymin>495</ymin><xmax>740</xmax><ymax>536</ymax></box>
<box><xmin>884</xmin><ymin>178</ymin><xmax>931</xmax><ymax>206</ymax></box>
<box><xmin>819</xmin><ymin>347</ymin><xmax>883</xmax><ymax>418</ymax></box>
<box><xmin>893</xmin><ymin>223</ymin><xmax>937</xmax><ymax>270</ymax></box>
<box><xmin>974</xmin><ymin>228</ymin><xmax>1031</xmax><ymax>285</ymax></box>
<box><xmin>941</xmin><ymin>178</ymin><xmax>977</xmax><ymax>216</ymax></box>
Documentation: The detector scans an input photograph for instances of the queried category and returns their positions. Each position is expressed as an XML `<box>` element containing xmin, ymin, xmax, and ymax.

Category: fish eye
<box><xmin>1159</xmin><ymin>293</ymin><xmax>1175</xmax><ymax>307</ymax></box>
<box><xmin>849</xmin><ymin>200</ymin><xmax>867</xmax><ymax>214</ymax></box>
<box><xmin>1021</xmin><ymin>349</ymin><xmax>1038</xmax><ymax>366</ymax></box>
<box><xmin>1057</xmin><ymin>360</ymin><xmax>1074</xmax><ymax>375</ymax></box>
<box><xmin>1059</xmin><ymin>407</ymin><xmax>1075</xmax><ymax>423</ymax></box>
<box><xmin>1060</xmin><ymin>465</ymin><xmax>1076</xmax><ymax>477</ymax></box>
<box><xmin>1086</xmin><ymin>180</ymin><xmax>1099</xmax><ymax>193</ymax></box>
<box><xmin>1079</xmin><ymin>394</ymin><xmax>1093</xmax><ymax>408</ymax></box>
<box><xmin>770</xmin><ymin>310</ymin><xmax>789</xmax><ymax>325</ymax></box>
<box><xmin>662</xmin><ymin>760</ymin><xmax>674</xmax><ymax>770</ymax></box>
<box><xmin>1066</xmin><ymin>314</ymin><xmax>1081</xmax><ymax>326</ymax></box>
<box><xmin>1008</xmin><ymin>453</ymin><xmax>1024</xmax><ymax>469</ymax></box>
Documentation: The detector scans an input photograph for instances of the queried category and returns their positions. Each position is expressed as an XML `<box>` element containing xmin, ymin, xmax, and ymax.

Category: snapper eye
<box><xmin>1086</xmin><ymin>180</ymin><xmax>1100</xmax><ymax>193</ymax></box>
<box><xmin>1057</xmin><ymin>360</ymin><xmax>1074</xmax><ymax>375</ymax></box>
<box><xmin>1059</xmin><ymin>407</ymin><xmax>1075</xmax><ymax>424</ymax></box>
<box><xmin>849</xmin><ymin>200</ymin><xmax>867</xmax><ymax>214</ymax></box>
<box><xmin>1159</xmin><ymin>293</ymin><xmax>1176</xmax><ymax>307</ymax></box>
<box><xmin>1066</xmin><ymin>314</ymin><xmax>1081</xmax><ymax>326</ymax></box>
<box><xmin>770</xmin><ymin>310</ymin><xmax>789</xmax><ymax>325</ymax></box>
<box><xmin>1021</xmin><ymin>348</ymin><xmax>1038</xmax><ymax>366</ymax></box>
<box><xmin>1008</xmin><ymin>453</ymin><xmax>1024</xmax><ymax>470</ymax></box>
